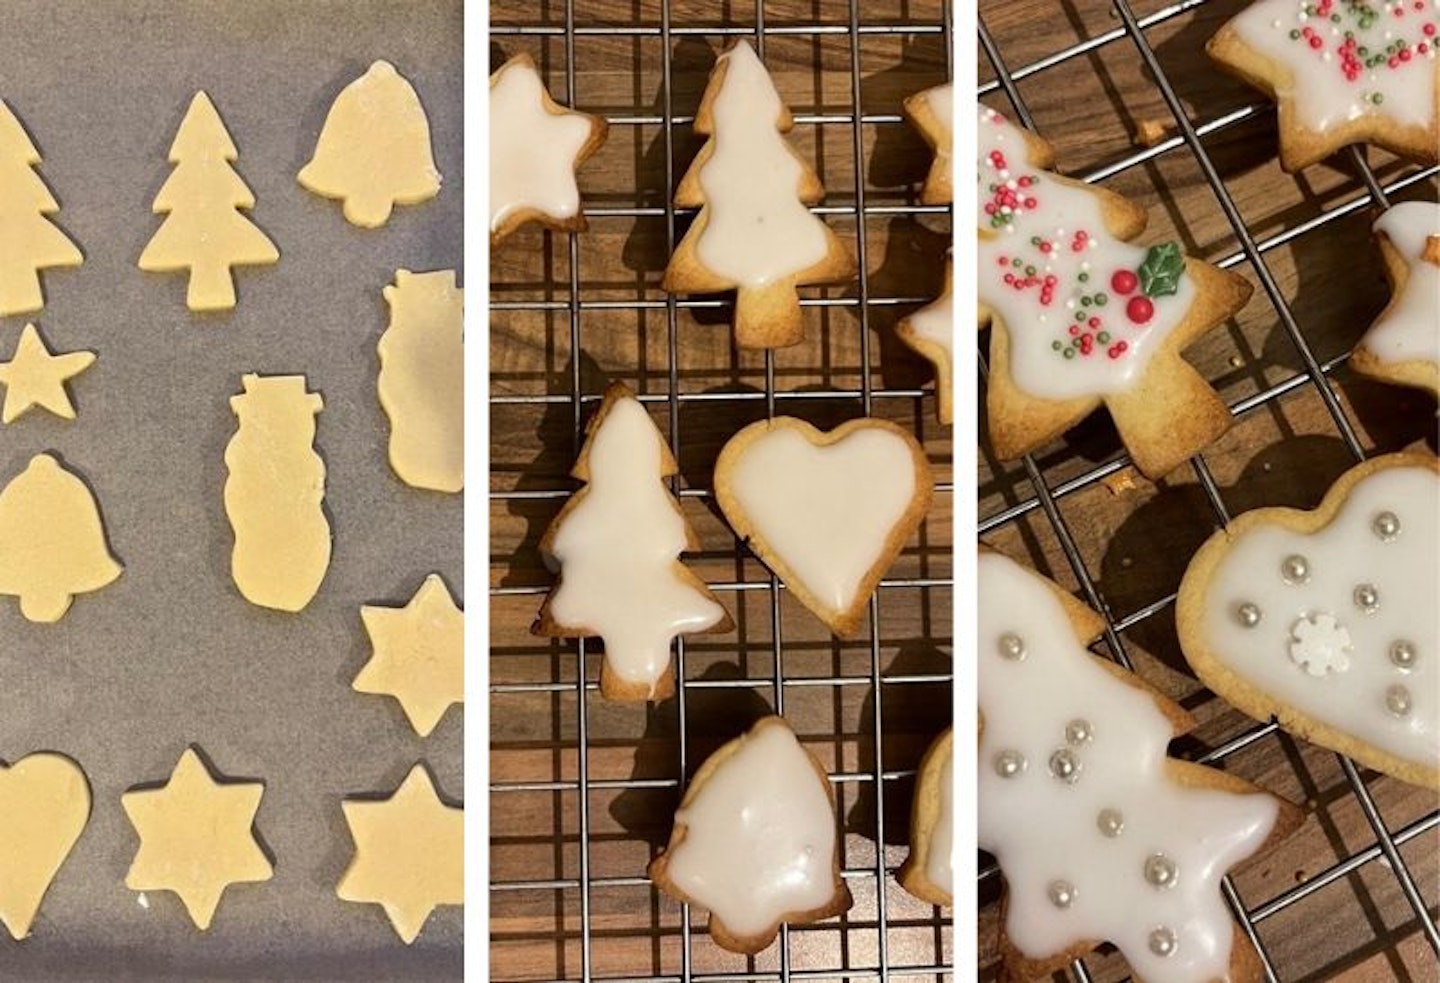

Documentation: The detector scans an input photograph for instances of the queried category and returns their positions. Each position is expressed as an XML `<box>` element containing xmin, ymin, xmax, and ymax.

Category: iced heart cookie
<box><xmin>648</xmin><ymin>716</ymin><xmax>852</xmax><ymax>954</ymax></box>
<box><xmin>1208</xmin><ymin>0</ymin><xmax>1438</xmax><ymax>172</ymax></box>
<box><xmin>904</xmin><ymin>82</ymin><xmax>953</xmax><ymax>205</ymax></box>
<box><xmin>664</xmin><ymin>40</ymin><xmax>857</xmax><ymax>350</ymax></box>
<box><xmin>355</xmin><ymin>573</ymin><xmax>463</xmax><ymax>737</ymax></box>
<box><xmin>1349</xmin><ymin>201</ymin><xmax>1439</xmax><ymax>396</ymax></box>
<box><xmin>897</xmin><ymin>251</ymin><xmax>954</xmax><ymax>425</ymax></box>
<box><xmin>299</xmin><ymin>61</ymin><xmax>441</xmax><ymax>229</ymax></box>
<box><xmin>0</xmin><ymin>752</ymin><xmax>90</xmax><ymax>940</ymax></box>
<box><xmin>714</xmin><ymin>416</ymin><xmax>932</xmax><ymax>638</ymax></box>
<box><xmin>534</xmin><ymin>383</ymin><xmax>730</xmax><ymax>701</ymax></box>
<box><xmin>977</xmin><ymin>103</ymin><xmax>1253</xmax><ymax>478</ymax></box>
<box><xmin>0</xmin><ymin>323</ymin><xmax>94</xmax><ymax>423</ymax></box>
<box><xmin>980</xmin><ymin>551</ymin><xmax>1300</xmax><ymax>983</ymax></box>
<box><xmin>0</xmin><ymin>99</ymin><xmax>82</xmax><ymax>318</ymax></box>
<box><xmin>898</xmin><ymin>728</ymin><xmax>953</xmax><ymax>907</ymax></box>
<box><xmin>490</xmin><ymin>53</ymin><xmax>608</xmax><ymax>245</ymax></box>
<box><xmin>1177</xmin><ymin>452</ymin><xmax>1439</xmax><ymax>789</ymax></box>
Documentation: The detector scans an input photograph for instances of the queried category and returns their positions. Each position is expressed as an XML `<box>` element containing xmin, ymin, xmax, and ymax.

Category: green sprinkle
<box><xmin>1081</xmin><ymin>296</ymin><xmax>1092</xmax><ymax>307</ymax></box>
<box><xmin>1098</xmin><ymin>332</ymin><xmax>1111</xmax><ymax>343</ymax></box>
<box><xmin>1063</xmin><ymin>348</ymin><xmax>1076</xmax><ymax>360</ymax></box>
<box><xmin>1290</xmin><ymin>28</ymin><xmax>1302</xmax><ymax>39</ymax></box>
<box><xmin>1030</xmin><ymin>236</ymin><xmax>1042</xmax><ymax>246</ymax></box>
<box><xmin>1052</xmin><ymin>340</ymin><xmax>1062</xmax><ymax>350</ymax></box>
<box><xmin>1095</xmin><ymin>293</ymin><xmax>1108</xmax><ymax>306</ymax></box>
<box><xmin>1078</xmin><ymin>272</ymin><xmax>1090</xmax><ymax>283</ymax></box>
<box><xmin>1075</xmin><ymin>312</ymin><xmax>1087</xmax><ymax>323</ymax></box>
<box><xmin>1373</xmin><ymin>92</ymin><xmax>1384</xmax><ymax>104</ymax></box>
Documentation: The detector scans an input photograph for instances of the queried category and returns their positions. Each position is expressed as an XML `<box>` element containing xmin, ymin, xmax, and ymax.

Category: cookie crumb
<box><xmin>1135</xmin><ymin>118</ymin><xmax>1173</xmax><ymax>147</ymax></box>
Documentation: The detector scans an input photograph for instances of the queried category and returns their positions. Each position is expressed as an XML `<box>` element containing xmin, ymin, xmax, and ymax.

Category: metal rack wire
<box><xmin>490</xmin><ymin>2</ymin><xmax>954</xmax><ymax>982</ymax></box>
<box><xmin>978</xmin><ymin>1</ymin><xmax>1440</xmax><ymax>980</ymax></box>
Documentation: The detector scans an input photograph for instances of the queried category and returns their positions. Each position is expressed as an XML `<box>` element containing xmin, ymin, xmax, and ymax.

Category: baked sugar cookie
<box><xmin>0</xmin><ymin>99</ymin><xmax>82</xmax><ymax>317</ymax></box>
<box><xmin>0</xmin><ymin>323</ymin><xmax>94</xmax><ymax>423</ymax></box>
<box><xmin>0</xmin><ymin>752</ymin><xmax>89</xmax><ymax>940</ymax></box>
<box><xmin>898</xmin><ymin>728</ymin><xmax>952</xmax><ymax>907</ymax></box>
<box><xmin>649</xmin><ymin>716</ymin><xmax>852</xmax><ymax>954</ymax></box>
<box><xmin>904</xmin><ymin>82</ymin><xmax>953</xmax><ymax>205</ymax></box>
<box><xmin>664</xmin><ymin>41</ymin><xmax>856</xmax><ymax>350</ymax></box>
<box><xmin>897</xmin><ymin>251</ymin><xmax>954</xmax><ymax>425</ymax></box>
<box><xmin>977</xmin><ymin>103</ymin><xmax>1252</xmax><ymax>478</ymax></box>
<box><xmin>1350</xmin><ymin>200</ymin><xmax>1439</xmax><ymax>395</ymax></box>
<box><xmin>1209</xmin><ymin>0</ymin><xmax>1439</xmax><ymax>171</ymax></box>
<box><xmin>490</xmin><ymin>53</ymin><xmax>608</xmax><ymax>245</ymax></box>
<box><xmin>1177</xmin><ymin>452</ymin><xmax>1439</xmax><ymax>789</ymax></box>
<box><xmin>980</xmin><ymin>551</ymin><xmax>1300</xmax><ymax>983</ymax></box>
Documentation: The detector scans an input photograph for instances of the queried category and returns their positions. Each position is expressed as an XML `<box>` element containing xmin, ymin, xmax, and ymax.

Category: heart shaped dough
<box><xmin>715</xmin><ymin>417</ymin><xmax>933</xmax><ymax>637</ymax></box>
<box><xmin>1177</xmin><ymin>452</ymin><xmax>1439</xmax><ymax>789</ymax></box>
<box><xmin>0</xmin><ymin>752</ymin><xmax>91</xmax><ymax>939</ymax></box>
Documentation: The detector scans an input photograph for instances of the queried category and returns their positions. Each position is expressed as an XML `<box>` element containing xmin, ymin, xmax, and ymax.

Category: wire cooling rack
<box><xmin>978</xmin><ymin>1</ymin><xmax>1439</xmax><ymax>980</ymax></box>
<box><xmin>490</xmin><ymin>1</ymin><xmax>953</xmax><ymax>982</ymax></box>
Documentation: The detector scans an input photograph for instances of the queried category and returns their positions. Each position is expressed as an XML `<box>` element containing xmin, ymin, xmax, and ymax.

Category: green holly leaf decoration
<box><xmin>1139</xmin><ymin>242</ymin><xmax>1184</xmax><ymax>297</ymax></box>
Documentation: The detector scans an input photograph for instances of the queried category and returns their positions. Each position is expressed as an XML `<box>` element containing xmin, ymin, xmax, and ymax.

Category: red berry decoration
<box><xmin>1110</xmin><ymin>269</ymin><xmax>1139</xmax><ymax>295</ymax></box>
<box><xmin>1126</xmin><ymin>296</ymin><xmax>1154</xmax><ymax>324</ymax></box>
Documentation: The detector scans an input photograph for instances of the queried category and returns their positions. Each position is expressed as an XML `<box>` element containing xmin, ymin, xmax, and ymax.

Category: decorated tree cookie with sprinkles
<box><xmin>1209</xmin><ymin>0</ymin><xmax>1439</xmax><ymax>171</ymax></box>
<box><xmin>1178</xmin><ymin>452</ymin><xmax>1439</xmax><ymax>789</ymax></box>
<box><xmin>976</xmin><ymin>104</ymin><xmax>1253</xmax><ymax>477</ymax></box>
<box><xmin>979</xmin><ymin>551</ymin><xmax>1301</xmax><ymax>983</ymax></box>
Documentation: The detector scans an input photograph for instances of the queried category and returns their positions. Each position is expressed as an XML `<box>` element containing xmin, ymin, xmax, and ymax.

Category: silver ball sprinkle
<box><xmin>1149</xmin><ymin>927</ymin><xmax>1178</xmax><ymax>958</ymax></box>
<box><xmin>1047</xmin><ymin>880</ymin><xmax>1076</xmax><ymax>909</ymax></box>
<box><xmin>998</xmin><ymin>632</ymin><xmax>1026</xmax><ymax>661</ymax></box>
<box><xmin>1390</xmin><ymin>640</ymin><xmax>1417</xmax><ymax>670</ymax></box>
<box><xmin>1064</xmin><ymin>718</ymin><xmax>1094</xmax><ymax>746</ymax></box>
<box><xmin>1237</xmin><ymin>602</ymin><xmax>1262</xmax><ymax>628</ymax></box>
<box><xmin>995</xmin><ymin>749</ymin><xmax>1027</xmax><ymax>778</ymax></box>
<box><xmin>1385</xmin><ymin>684</ymin><xmax>1413</xmax><ymax>718</ymax></box>
<box><xmin>1372</xmin><ymin>511</ymin><xmax>1400</xmax><ymax>541</ymax></box>
<box><xmin>1354</xmin><ymin>583</ymin><xmax>1380</xmax><ymax>614</ymax></box>
<box><xmin>1048</xmin><ymin>748</ymin><xmax>1081</xmax><ymax>784</ymax></box>
<box><xmin>1281</xmin><ymin>554</ymin><xmax>1311</xmax><ymax>584</ymax></box>
<box><xmin>1143</xmin><ymin>853</ymin><xmax>1179</xmax><ymax>889</ymax></box>
<box><xmin>1097</xmin><ymin>808</ymin><xmax>1125</xmax><ymax>838</ymax></box>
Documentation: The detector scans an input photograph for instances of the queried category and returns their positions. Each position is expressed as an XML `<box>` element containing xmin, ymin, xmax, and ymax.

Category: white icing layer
<box><xmin>907</xmin><ymin>271</ymin><xmax>954</xmax><ymax>363</ymax></box>
<box><xmin>977</xmin><ymin>105</ymin><xmax>1197</xmax><ymax>401</ymax></box>
<box><xmin>926</xmin><ymin>739</ymin><xmax>954</xmax><ymax>897</ymax></box>
<box><xmin>923</xmin><ymin>83</ymin><xmax>953</xmax><ymax>144</ymax></box>
<box><xmin>694</xmin><ymin>41</ymin><xmax>830</xmax><ymax>286</ymax></box>
<box><xmin>1200</xmin><ymin>464</ymin><xmax>1438</xmax><ymax>769</ymax></box>
<box><xmin>490</xmin><ymin>59</ymin><xmax>596</xmax><ymax>233</ymax></box>
<box><xmin>1362</xmin><ymin>200</ymin><xmax>1439</xmax><ymax>367</ymax></box>
<box><xmin>666</xmin><ymin>720</ymin><xmax>838</xmax><ymax>937</ymax></box>
<box><xmin>980</xmin><ymin>553</ymin><xmax>1281</xmax><ymax>983</ymax></box>
<box><xmin>547</xmin><ymin>396</ymin><xmax>726</xmax><ymax>692</ymax></box>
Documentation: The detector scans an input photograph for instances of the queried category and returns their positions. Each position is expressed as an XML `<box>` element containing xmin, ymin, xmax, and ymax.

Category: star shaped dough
<box><xmin>120</xmin><ymin>748</ymin><xmax>272</xmax><ymax>930</ymax></box>
<box><xmin>354</xmin><ymin>573</ymin><xmax>463</xmax><ymax>737</ymax></box>
<box><xmin>897</xmin><ymin>252</ymin><xmax>954</xmax><ymax>425</ymax></box>
<box><xmin>490</xmin><ymin>53</ymin><xmax>608</xmax><ymax>245</ymax></box>
<box><xmin>337</xmin><ymin>764</ymin><xmax>462</xmax><ymax>943</ymax></box>
<box><xmin>0</xmin><ymin>323</ymin><xmax>94</xmax><ymax>423</ymax></box>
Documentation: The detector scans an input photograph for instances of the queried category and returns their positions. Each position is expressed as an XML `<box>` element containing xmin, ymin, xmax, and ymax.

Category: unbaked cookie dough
<box><xmin>0</xmin><ymin>752</ymin><xmax>90</xmax><ymax>941</ymax></box>
<box><xmin>354</xmin><ymin>574</ymin><xmax>463</xmax><ymax>737</ymax></box>
<box><xmin>337</xmin><ymin>764</ymin><xmax>462</xmax><ymax>944</ymax></box>
<box><xmin>0</xmin><ymin>99</ymin><xmax>83</xmax><ymax>317</ymax></box>
<box><xmin>0</xmin><ymin>323</ymin><xmax>94</xmax><ymax>423</ymax></box>
<box><xmin>299</xmin><ymin>61</ymin><xmax>442</xmax><ymax>228</ymax></box>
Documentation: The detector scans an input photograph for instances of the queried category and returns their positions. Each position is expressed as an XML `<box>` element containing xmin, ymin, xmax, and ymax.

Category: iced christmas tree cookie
<box><xmin>490</xmin><ymin>53</ymin><xmax>608</xmax><ymax>245</ymax></box>
<box><xmin>534</xmin><ymin>383</ymin><xmax>729</xmax><ymax>701</ymax></box>
<box><xmin>1178</xmin><ymin>452</ymin><xmax>1439</xmax><ymax>788</ymax></box>
<box><xmin>977</xmin><ymin>103</ymin><xmax>1253</xmax><ymax>478</ymax></box>
<box><xmin>300</xmin><ymin>61</ymin><xmax>441</xmax><ymax>229</ymax></box>
<box><xmin>1209</xmin><ymin>0</ymin><xmax>1438</xmax><ymax>171</ymax></box>
<box><xmin>980</xmin><ymin>551</ymin><xmax>1300</xmax><ymax>983</ymax></box>
<box><xmin>898</xmin><ymin>728</ymin><xmax>953</xmax><ymax>907</ymax></box>
<box><xmin>1350</xmin><ymin>200</ymin><xmax>1439</xmax><ymax>395</ymax></box>
<box><xmin>0</xmin><ymin>100</ymin><xmax>82</xmax><ymax>317</ymax></box>
<box><xmin>0</xmin><ymin>752</ymin><xmax>89</xmax><ymax>941</ymax></box>
<box><xmin>897</xmin><ymin>251</ymin><xmax>954</xmax><ymax>425</ymax></box>
<box><xmin>139</xmin><ymin>92</ymin><xmax>278</xmax><ymax>312</ymax></box>
<box><xmin>904</xmin><ymin>82</ymin><xmax>953</xmax><ymax>205</ymax></box>
<box><xmin>664</xmin><ymin>41</ymin><xmax>856</xmax><ymax>349</ymax></box>
<box><xmin>649</xmin><ymin>716</ymin><xmax>852</xmax><ymax>954</ymax></box>
<box><xmin>0</xmin><ymin>323</ymin><xmax>94</xmax><ymax>423</ymax></box>
<box><xmin>715</xmin><ymin>416</ymin><xmax>932</xmax><ymax>637</ymax></box>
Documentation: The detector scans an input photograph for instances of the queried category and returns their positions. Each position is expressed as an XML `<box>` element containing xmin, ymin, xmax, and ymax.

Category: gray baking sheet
<box><xmin>0</xmin><ymin>2</ymin><xmax>463</xmax><ymax>980</ymax></box>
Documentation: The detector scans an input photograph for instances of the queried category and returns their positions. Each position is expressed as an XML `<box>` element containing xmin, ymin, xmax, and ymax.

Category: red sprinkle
<box><xmin>1126</xmin><ymin>296</ymin><xmax>1154</xmax><ymax>324</ymax></box>
<box><xmin>1425</xmin><ymin>23</ymin><xmax>1437</xmax><ymax>36</ymax></box>
<box><xmin>1310</xmin><ymin>35</ymin><xmax>1324</xmax><ymax>50</ymax></box>
<box><xmin>1088</xmin><ymin>316</ymin><xmax>1101</xmax><ymax>328</ymax></box>
<box><xmin>1111</xmin><ymin>269</ymin><xmax>1139</xmax><ymax>295</ymax></box>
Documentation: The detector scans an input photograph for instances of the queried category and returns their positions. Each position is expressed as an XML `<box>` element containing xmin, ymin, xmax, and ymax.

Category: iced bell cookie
<box><xmin>977</xmin><ymin>104</ymin><xmax>1253</xmax><ymax>478</ymax></box>
<box><xmin>904</xmin><ymin>82</ymin><xmax>953</xmax><ymax>205</ymax></box>
<box><xmin>980</xmin><ymin>551</ymin><xmax>1300</xmax><ymax>983</ymax></box>
<box><xmin>898</xmin><ymin>728</ymin><xmax>952</xmax><ymax>907</ymax></box>
<box><xmin>648</xmin><ymin>716</ymin><xmax>852</xmax><ymax>954</ymax></box>
<box><xmin>897</xmin><ymin>251</ymin><xmax>954</xmax><ymax>425</ymax></box>
<box><xmin>1177</xmin><ymin>452</ymin><xmax>1439</xmax><ymax>789</ymax></box>
<box><xmin>534</xmin><ymin>383</ymin><xmax>730</xmax><ymax>701</ymax></box>
<box><xmin>1349</xmin><ymin>200</ymin><xmax>1439</xmax><ymax>395</ymax></box>
<box><xmin>1208</xmin><ymin>0</ymin><xmax>1439</xmax><ymax>172</ymax></box>
<box><xmin>0</xmin><ymin>100</ymin><xmax>82</xmax><ymax>317</ymax></box>
<box><xmin>714</xmin><ymin>416</ymin><xmax>933</xmax><ymax>638</ymax></box>
<box><xmin>664</xmin><ymin>41</ymin><xmax>857</xmax><ymax>350</ymax></box>
<box><xmin>490</xmin><ymin>53</ymin><xmax>608</xmax><ymax>245</ymax></box>
<box><xmin>0</xmin><ymin>752</ymin><xmax>90</xmax><ymax>941</ymax></box>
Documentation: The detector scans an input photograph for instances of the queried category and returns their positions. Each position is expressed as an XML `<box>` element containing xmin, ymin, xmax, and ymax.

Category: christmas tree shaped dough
<box><xmin>0</xmin><ymin>323</ymin><xmax>94</xmax><ymax>423</ymax></box>
<box><xmin>0</xmin><ymin>100</ymin><xmax>82</xmax><ymax>317</ymax></box>
<box><xmin>139</xmin><ymin>92</ymin><xmax>278</xmax><ymax>312</ymax></box>
<box><xmin>378</xmin><ymin>269</ymin><xmax>463</xmax><ymax>493</ymax></box>
<box><xmin>224</xmin><ymin>374</ymin><xmax>331</xmax><ymax>612</ymax></box>
<box><xmin>0</xmin><ymin>752</ymin><xmax>90</xmax><ymax>941</ymax></box>
<box><xmin>338</xmin><ymin>764</ymin><xmax>462</xmax><ymax>944</ymax></box>
<box><xmin>0</xmin><ymin>453</ymin><xmax>121</xmax><ymax>622</ymax></box>
<box><xmin>897</xmin><ymin>252</ymin><xmax>954</xmax><ymax>425</ymax></box>
<box><xmin>299</xmin><ymin>61</ymin><xmax>441</xmax><ymax>228</ymax></box>
<box><xmin>121</xmin><ymin>748</ymin><xmax>272</xmax><ymax>930</ymax></box>
<box><xmin>355</xmin><ymin>574</ymin><xmax>463</xmax><ymax>737</ymax></box>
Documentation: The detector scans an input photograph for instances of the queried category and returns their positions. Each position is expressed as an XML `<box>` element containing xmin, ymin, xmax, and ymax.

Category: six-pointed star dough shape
<box><xmin>337</xmin><ymin>764</ymin><xmax>463</xmax><ymax>944</ymax></box>
<box><xmin>0</xmin><ymin>323</ymin><xmax>94</xmax><ymax>423</ymax></box>
<box><xmin>354</xmin><ymin>573</ymin><xmax>464</xmax><ymax>736</ymax></box>
<box><xmin>120</xmin><ymin>748</ymin><xmax>272</xmax><ymax>930</ymax></box>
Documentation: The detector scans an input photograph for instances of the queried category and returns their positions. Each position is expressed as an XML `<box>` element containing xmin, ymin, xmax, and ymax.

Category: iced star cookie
<box><xmin>534</xmin><ymin>383</ymin><xmax>730</xmax><ymax>701</ymax></box>
<box><xmin>0</xmin><ymin>752</ymin><xmax>90</xmax><ymax>941</ymax></box>
<box><xmin>898</xmin><ymin>728</ymin><xmax>952</xmax><ymax>907</ymax></box>
<box><xmin>1209</xmin><ymin>0</ymin><xmax>1439</xmax><ymax>172</ymax></box>
<box><xmin>897</xmin><ymin>251</ymin><xmax>954</xmax><ymax>425</ymax></box>
<box><xmin>1177</xmin><ymin>452</ymin><xmax>1439</xmax><ymax>789</ymax></box>
<box><xmin>648</xmin><ymin>716</ymin><xmax>852</xmax><ymax>954</ymax></box>
<box><xmin>904</xmin><ymin>82</ymin><xmax>953</xmax><ymax>205</ymax></box>
<box><xmin>1350</xmin><ymin>200</ymin><xmax>1439</xmax><ymax>395</ymax></box>
<box><xmin>980</xmin><ymin>551</ymin><xmax>1301</xmax><ymax>983</ymax></box>
<box><xmin>664</xmin><ymin>41</ymin><xmax>857</xmax><ymax>350</ymax></box>
<box><xmin>977</xmin><ymin>104</ymin><xmax>1253</xmax><ymax>478</ymax></box>
<box><xmin>490</xmin><ymin>53</ymin><xmax>608</xmax><ymax>245</ymax></box>
<box><xmin>714</xmin><ymin>416</ymin><xmax>933</xmax><ymax>638</ymax></box>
